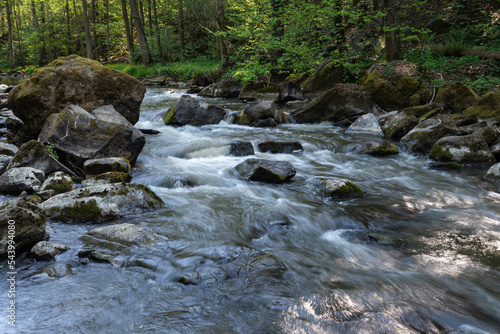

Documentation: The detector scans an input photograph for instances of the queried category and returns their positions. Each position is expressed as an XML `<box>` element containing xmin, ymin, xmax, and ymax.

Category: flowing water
<box><xmin>2</xmin><ymin>88</ymin><xmax>500</xmax><ymax>334</ymax></box>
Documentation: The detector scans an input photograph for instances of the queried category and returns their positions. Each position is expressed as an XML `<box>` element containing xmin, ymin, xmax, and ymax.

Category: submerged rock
<box><xmin>0</xmin><ymin>198</ymin><xmax>47</xmax><ymax>256</ymax></box>
<box><xmin>0</xmin><ymin>167</ymin><xmax>45</xmax><ymax>193</ymax></box>
<box><xmin>293</xmin><ymin>83</ymin><xmax>374</xmax><ymax>124</ymax></box>
<box><xmin>31</xmin><ymin>241</ymin><xmax>70</xmax><ymax>260</ymax></box>
<box><xmin>38</xmin><ymin>105</ymin><xmax>145</xmax><ymax>167</ymax></box>
<box><xmin>354</xmin><ymin>139</ymin><xmax>399</xmax><ymax>156</ymax></box>
<box><xmin>31</xmin><ymin>263</ymin><xmax>73</xmax><ymax>278</ymax></box>
<box><xmin>8</xmin><ymin>55</ymin><xmax>145</xmax><ymax>138</ymax></box>
<box><xmin>429</xmin><ymin>134</ymin><xmax>495</xmax><ymax>164</ymax></box>
<box><xmin>40</xmin><ymin>183</ymin><xmax>164</xmax><ymax>223</ymax></box>
<box><xmin>257</xmin><ymin>141</ymin><xmax>303</xmax><ymax>154</ymax></box>
<box><xmin>401</xmin><ymin>115</ymin><xmax>457</xmax><ymax>154</ymax></box>
<box><xmin>345</xmin><ymin>113</ymin><xmax>383</xmax><ymax>136</ymax></box>
<box><xmin>229</xmin><ymin>141</ymin><xmax>255</xmax><ymax>156</ymax></box>
<box><xmin>87</xmin><ymin>223</ymin><xmax>158</xmax><ymax>246</ymax></box>
<box><xmin>163</xmin><ymin>95</ymin><xmax>226</xmax><ymax>126</ymax></box>
<box><xmin>320</xmin><ymin>179</ymin><xmax>364</xmax><ymax>199</ymax></box>
<box><xmin>234</xmin><ymin>158</ymin><xmax>296</xmax><ymax>183</ymax></box>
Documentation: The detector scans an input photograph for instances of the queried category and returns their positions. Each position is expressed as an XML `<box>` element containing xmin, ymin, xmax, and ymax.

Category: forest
<box><xmin>0</xmin><ymin>0</ymin><xmax>499</xmax><ymax>90</ymax></box>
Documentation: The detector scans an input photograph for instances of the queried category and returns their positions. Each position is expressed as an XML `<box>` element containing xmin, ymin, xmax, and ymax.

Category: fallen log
<box><xmin>426</xmin><ymin>45</ymin><xmax>500</xmax><ymax>60</ymax></box>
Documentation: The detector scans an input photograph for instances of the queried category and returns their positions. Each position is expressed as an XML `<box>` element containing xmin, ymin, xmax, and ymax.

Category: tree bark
<box><xmin>6</xmin><ymin>0</ymin><xmax>15</xmax><ymax>69</ymax></box>
<box><xmin>13</xmin><ymin>1</ymin><xmax>25</xmax><ymax>68</ymax></box>
<box><xmin>120</xmin><ymin>0</ymin><xmax>134</xmax><ymax>57</ymax></box>
<box><xmin>152</xmin><ymin>0</ymin><xmax>164</xmax><ymax>64</ymax></box>
<box><xmin>384</xmin><ymin>0</ymin><xmax>400</xmax><ymax>62</ymax></box>
<box><xmin>178</xmin><ymin>0</ymin><xmax>185</xmax><ymax>57</ymax></box>
<box><xmin>66</xmin><ymin>0</ymin><xmax>71</xmax><ymax>54</ymax></box>
<box><xmin>129</xmin><ymin>0</ymin><xmax>149</xmax><ymax>66</ymax></box>
<box><xmin>217</xmin><ymin>0</ymin><xmax>227</xmax><ymax>62</ymax></box>
<box><xmin>81</xmin><ymin>0</ymin><xmax>92</xmax><ymax>59</ymax></box>
<box><xmin>105</xmin><ymin>0</ymin><xmax>111</xmax><ymax>60</ymax></box>
<box><xmin>91</xmin><ymin>0</ymin><xmax>99</xmax><ymax>60</ymax></box>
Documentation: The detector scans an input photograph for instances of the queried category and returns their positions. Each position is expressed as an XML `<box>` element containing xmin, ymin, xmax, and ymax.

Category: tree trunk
<box><xmin>147</xmin><ymin>0</ymin><xmax>152</xmax><ymax>33</ymax></box>
<box><xmin>165</xmin><ymin>27</ymin><xmax>172</xmax><ymax>62</ymax></box>
<box><xmin>66</xmin><ymin>0</ymin><xmax>71</xmax><ymax>54</ymax></box>
<box><xmin>178</xmin><ymin>0</ymin><xmax>185</xmax><ymax>57</ymax></box>
<box><xmin>91</xmin><ymin>0</ymin><xmax>99</xmax><ymax>60</ymax></box>
<box><xmin>426</xmin><ymin>45</ymin><xmax>500</xmax><ymax>61</ymax></box>
<box><xmin>34</xmin><ymin>0</ymin><xmax>47</xmax><ymax>65</ymax></box>
<box><xmin>217</xmin><ymin>0</ymin><xmax>227</xmax><ymax>62</ymax></box>
<box><xmin>384</xmin><ymin>0</ymin><xmax>400</xmax><ymax>62</ymax></box>
<box><xmin>152</xmin><ymin>0</ymin><xmax>164</xmax><ymax>64</ymax></box>
<box><xmin>72</xmin><ymin>0</ymin><xmax>84</xmax><ymax>55</ymax></box>
<box><xmin>81</xmin><ymin>0</ymin><xmax>92</xmax><ymax>59</ymax></box>
<box><xmin>129</xmin><ymin>0</ymin><xmax>149</xmax><ymax>66</ymax></box>
<box><xmin>105</xmin><ymin>0</ymin><xmax>111</xmax><ymax>60</ymax></box>
<box><xmin>6</xmin><ymin>0</ymin><xmax>15</xmax><ymax>69</ymax></box>
<box><xmin>120</xmin><ymin>0</ymin><xmax>134</xmax><ymax>57</ymax></box>
<box><xmin>270</xmin><ymin>0</ymin><xmax>285</xmax><ymax>65</ymax></box>
<box><xmin>13</xmin><ymin>1</ymin><xmax>25</xmax><ymax>68</ymax></box>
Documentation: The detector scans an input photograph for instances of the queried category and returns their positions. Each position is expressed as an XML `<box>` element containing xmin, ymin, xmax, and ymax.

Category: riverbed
<box><xmin>1</xmin><ymin>88</ymin><xmax>500</xmax><ymax>333</ymax></box>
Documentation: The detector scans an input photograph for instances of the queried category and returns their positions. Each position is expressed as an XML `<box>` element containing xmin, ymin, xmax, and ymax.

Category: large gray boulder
<box><xmin>300</xmin><ymin>62</ymin><xmax>354</xmax><ymax>99</ymax></box>
<box><xmin>0</xmin><ymin>198</ymin><xmax>47</xmax><ymax>256</ymax></box>
<box><xmin>293</xmin><ymin>84</ymin><xmax>374</xmax><ymax>124</ymax></box>
<box><xmin>257</xmin><ymin>141</ymin><xmax>303</xmax><ymax>154</ymax></box>
<box><xmin>198</xmin><ymin>79</ymin><xmax>242</xmax><ymax>98</ymax></box>
<box><xmin>0</xmin><ymin>142</ymin><xmax>18</xmax><ymax>156</ymax></box>
<box><xmin>429</xmin><ymin>134</ymin><xmax>495</xmax><ymax>164</ymax></box>
<box><xmin>41</xmin><ymin>171</ymin><xmax>75</xmax><ymax>195</ymax></box>
<box><xmin>234</xmin><ymin>101</ymin><xmax>287</xmax><ymax>127</ymax></box>
<box><xmin>401</xmin><ymin>115</ymin><xmax>458</xmax><ymax>154</ymax></box>
<box><xmin>8</xmin><ymin>55</ymin><xmax>146</xmax><ymax>138</ymax></box>
<box><xmin>38</xmin><ymin>105</ymin><xmax>145</xmax><ymax>167</ymax></box>
<box><xmin>40</xmin><ymin>183</ymin><xmax>164</xmax><ymax>223</ymax></box>
<box><xmin>31</xmin><ymin>241</ymin><xmax>70</xmax><ymax>260</ymax></box>
<box><xmin>278</xmin><ymin>81</ymin><xmax>304</xmax><ymax>102</ymax></box>
<box><xmin>380</xmin><ymin>112</ymin><xmax>418</xmax><ymax>140</ymax></box>
<box><xmin>83</xmin><ymin>157</ymin><xmax>131</xmax><ymax>176</ymax></box>
<box><xmin>234</xmin><ymin>158</ymin><xmax>296</xmax><ymax>183</ymax></box>
<box><xmin>87</xmin><ymin>223</ymin><xmax>158</xmax><ymax>246</ymax></box>
<box><xmin>163</xmin><ymin>95</ymin><xmax>226</xmax><ymax>126</ymax></box>
<box><xmin>0</xmin><ymin>167</ymin><xmax>45</xmax><ymax>193</ymax></box>
<box><xmin>345</xmin><ymin>113</ymin><xmax>383</xmax><ymax>136</ymax></box>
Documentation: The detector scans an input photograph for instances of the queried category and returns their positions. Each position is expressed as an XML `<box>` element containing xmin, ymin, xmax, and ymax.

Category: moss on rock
<box><xmin>463</xmin><ymin>90</ymin><xmax>500</xmax><ymax>119</ymax></box>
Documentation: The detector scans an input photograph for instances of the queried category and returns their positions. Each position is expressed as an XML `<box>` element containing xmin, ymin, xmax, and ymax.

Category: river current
<box><xmin>1</xmin><ymin>88</ymin><xmax>500</xmax><ymax>333</ymax></box>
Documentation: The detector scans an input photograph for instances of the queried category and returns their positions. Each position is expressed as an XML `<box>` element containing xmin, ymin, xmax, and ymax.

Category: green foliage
<box><xmin>469</xmin><ymin>75</ymin><xmax>500</xmax><ymax>95</ymax></box>
<box><xmin>46</xmin><ymin>144</ymin><xmax>59</xmax><ymax>160</ymax></box>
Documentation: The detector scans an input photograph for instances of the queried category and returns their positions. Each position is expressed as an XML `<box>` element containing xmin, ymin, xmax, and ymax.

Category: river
<box><xmin>1</xmin><ymin>88</ymin><xmax>500</xmax><ymax>333</ymax></box>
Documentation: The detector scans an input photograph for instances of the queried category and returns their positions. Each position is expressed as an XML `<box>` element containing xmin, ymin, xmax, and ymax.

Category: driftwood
<box><xmin>426</xmin><ymin>45</ymin><xmax>500</xmax><ymax>60</ymax></box>
<box><xmin>193</xmin><ymin>60</ymin><xmax>235</xmax><ymax>86</ymax></box>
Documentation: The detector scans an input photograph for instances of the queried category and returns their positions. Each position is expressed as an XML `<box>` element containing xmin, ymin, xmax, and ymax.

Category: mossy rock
<box><xmin>400</xmin><ymin>115</ymin><xmax>458</xmax><ymax>154</ymax></box>
<box><xmin>83</xmin><ymin>157</ymin><xmax>131</xmax><ymax>176</ymax></box>
<box><xmin>8</xmin><ymin>55</ymin><xmax>145</xmax><ymax>138</ymax></box>
<box><xmin>429</xmin><ymin>162</ymin><xmax>464</xmax><ymax>169</ymax></box>
<box><xmin>434</xmin><ymin>82</ymin><xmax>479</xmax><ymax>113</ymax></box>
<box><xmin>238</xmin><ymin>82</ymin><xmax>268</xmax><ymax>101</ymax></box>
<box><xmin>429</xmin><ymin>134</ymin><xmax>495</xmax><ymax>163</ymax></box>
<box><xmin>463</xmin><ymin>90</ymin><xmax>500</xmax><ymax>119</ymax></box>
<box><xmin>360</xmin><ymin>62</ymin><xmax>422</xmax><ymax>110</ymax></box>
<box><xmin>321</xmin><ymin>179</ymin><xmax>364</xmax><ymax>199</ymax></box>
<box><xmin>405</xmin><ymin>103</ymin><xmax>442</xmax><ymax>118</ymax></box>
<box><xmin>301</xmin><ymin>62</ymin><xmax>354</xmax><ymax>99</ymax></box>
<box><xmin>41</xmin><ymin>171</ymin><xmax>75</xmax><ymax>195</ymax></box>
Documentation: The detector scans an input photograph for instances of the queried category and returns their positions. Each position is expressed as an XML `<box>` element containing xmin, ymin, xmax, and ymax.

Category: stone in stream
<box><xmin>0</xmin><ymin>197</ymin><xmax>47</xmax><ymax>257</ymax></box>
<box><xmin>300</xmin><ymin>62</ymin><xmax>354</xmax><ymax>99</ymax></box>
<box><xmin>87</xmin><ymin>223</ymin><xmax>159</xmax><ymax>247</ymax></box>
<box><xmin>31</xmin><ymin>241</ymin><xmax>70</xmax><ymax>260</ymax></box>
<box><xmin>485</xmin><ymin>163</ymin><xmax>500</xmax><ymax>181</ymax></box>
<box><xmin>83</xmin><ymin>157</ymin><xmax>131</xmax><ymax>177</ymax></box>
<box><xmin>41</xmin><ymin>171</ymin><xmax>75</xmax><ymax>195</ymax></box>
<box><xmin>429</xmin><ymin>134</ymin><xmax>495</xmax><ymax>164</ymax></box>
<box><xmin>380</xmin><ymin>112</ymin><xmax>418</xmax><ymax>140</ymax></box>
<box><xmin>81</xmin><ymin>171</ymin><xmax>133</xmax><ymax>187</ymax></box>
<box><xmin>30</xmin><ymin>263</ymin><xmax>74</xmax><ymax>278</ymax></box>
<box><xmin>40</xmin><ymin>183</ymin><xmax>164</xmax><ymax>223</ymax></box>
<box><xmin>234</xmin><ymin>101</ymin><xmax>287</xmax><ymax>127</ymax></box>
<box><xmin>278</xmin><ymin>81</ymin><xmax>304</xmax><ymax>102</ymax></box>
<box><xmin>354</xmin><ymin>139</ymin><xmax>399</xmax><ymax>156</ymax></box>
<box><xmin>229</xmin><ymin>141</ymin><xmax>255</xmax><ymax>156</ymax></box>
<box><xmin>320</xmin><ymin>179</ymin><xmax>365</xmax><ymax>199</ymax></box>
<box><xmin>38</xmin><ymin>105</ymin><xmax>145</xmax><ymax>167</ymax></box>
<box><xmin>8</xmin><ymin>55</ymin><xmax>146</xmax><ymax>138</ymax></box>
<box><xmin>257</xmin><ymin>141</ymin><xmax>303</xmax><ymax>154</ymax></box>
<box><xmin>234</xmin><ymin>158</ymin><xmax>296</xmax><ymax>183</ymax></box>
<box><xmin>163</xmin><ymin>95</ymin><xmax>226</xmax><ymax>126</ymax></box>
<box><xmin>0</xmin><ymin>142</ymin><xmax>18</xmax><ymax>156</ymax></box>
<box><xmin>198</xmin><ymin>78</ymin><xmax>242</xmax><ymax>98</ymax></box>
<box><xmin>0</xmin><ymin>155</ymin><xmax>13</xmax><ymax>175</ymax></box>
<box><xmin>0</xmin><ymin>167</ymin><xmax>45</xmax><ymax>194</ymax></box>
<box><xmin>344</xmin><ymin>113</ymin><xmax>384</xmax><ymax>136</ymax></box>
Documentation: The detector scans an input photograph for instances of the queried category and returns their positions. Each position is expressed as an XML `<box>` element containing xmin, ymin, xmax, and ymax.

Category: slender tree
<box><xmin>6</xmin><ymin>0</ymin><xmax>15</xmax><ymax>69</ymax></box>
<box><xmin>152</xmin><ymin>0</ymin><xmax>165</xmax><ymax>64</ymax></box>
<box><xmin>129</xmin><ymin>0</ymin><xmax>149</xmax><ymax>66</ymax></box>
<box><xmin>178</xmin><ymin>0</ymin><xmax>185</xmax><ymax>57</ymax></box>
<box><xmin>81</xmin><ymin>0</ymin><xmax>92</xmax><ymax>58</ymax></box>
<box><xmin>120</xmin><ymin>0</ymin><xmax>134</xmax><ymax>57</ymax></box>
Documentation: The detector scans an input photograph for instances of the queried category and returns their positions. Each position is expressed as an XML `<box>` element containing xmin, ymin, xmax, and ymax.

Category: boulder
<box><xmin>87</xmin><ymin>223</ymin><xmax>158</xmax><ymax>246</ymax></box>
<box><xmin>381</xmin><ymin>112</ymin><xmax>418</xmax><ymax>140</ymax></box>
<box><xmin>7</xmin><ymin>140</ymin><xmax>75</xmax><ymax>176</ymax></box>
<box><xmin>234</xmin><ymin>101</ymin><xmax>286</xmax><ymax>127</ymax></box>
<box><xmin>40</xmin><ymin>183</ymin><xmax>164</xmax><ymax>223</ymax></box>
<box><xmin>229</xmin><ymin>141</ymin><xmax>255</xmax><ymax>156</ymax></box>
<box><xmin>301</xmin><ymin>62</ymin><xmax>354</xmax><ymax>99</ymax></box>
<box><xmin>0</xmin><ymin>198</ymin><xmax>47</xmax><ymax>256</ymax></box>
<box><xmin>429</xmin><ymin>134</ymin><xmax>495</xmax><ymax>164</ymax></box>
<box><xmin>434</xmin><ymin>82</ymin><xmax>479</xmax><ymax>113</ymax></box>
<box><xmin>41</xmin><ymin>171</ymin><xmax>75</xmax><ymax>195</ymax></box>
<box><xmin>293</xmin><ymin>83</ymin><xmax>374</xmax><ymax>124</ymax></box>
<box><xmin>0</xmin><ymin>142</ymin><xmax>18</xmax><ymax>156</ymax></box>
<box><xmin>163</xmin><ymin>95</ymin><xmax>226</xmax><ymax>126</ymax></box>
<box><xmin>0</xmin><ymin>167</ymin><xmax>45</xmax><ymax>193</ymax></box>
<box><xmin>401</xmin><ymin>115</ymin><xmax>458</xmax><ymax>154</ymax></box>
<box><xmin>234</xmin><ymin>158</ymin><xmax>296</xmax><ymax>183</ymax></box>
<box><xmin>344</xmin><ymin>113</ymin><xmax>383</xmax><ymax>136</ymax></box>
<box><xmin>360</xmin><ymin>62</ymin><xmax>422</xmax><ymax>110</ymax></box>
<box><xmin>320</xmin><ymin>179</ymin><xmax>364</xmax><ymax>199</ymax></box>
<box><xmin>485</xmin><ymin>163</ymin><xmax>500</xmax><ymax>181</ymax></box>
<box><xmin>249</xmin><ymin>211</ymin><xmax>292</xmax><ymax>239</ymax></box>
<box><xmin>38</xmin><ymin>105</ymin><xmax>145</xmax><ymax>167</ymax></box>
<box><xmin>453</xmin><ymin>114</ymin><xmax>479</xmax><ymax>127</ymax></box>
<box><xmin>257</xmin><ymin>141</ymin><xmax>303</xmax><ymax>154</ymax></box>
<box><xmin>463</xmin><ymin>90</ymin><xmax>500</xmax><ymax>119</ymax></box>
<box><xmin>238</xmin><ymin>82</ymin><xmax>279</xmax><ymax>101</ymax></box>
<box><xmin>472</xmin><ymin>126</ymin><xmax>500</xmax><ymax>146</ymax></box>
<box><xmin>30</xmin><ymin>262</ymin><xmax>73</xmax><ymax>278</ymax></box>
<box><xmin>31</xmin><ymin>241</ymin><xmax>70</xmax><ymax>260</ymax></box>
<box><xmin>278</xmin><ymin>81</ymin><xmax>303</xmax><ymax>102</ymax></box>
<box><xmin>81</xmin><ymin>171</ymin><xmax>132</xmax><ymax>187</ymax></box>
<box><xmin>405</xmin><ymin>103</ymin><xmax>442</xmax><ymax>118</ymax></box>
<box><xmin>198</xmin><ymin>79</ymin><xmax>242</xmax><ymax>98</ymax></box>
<box><xmin>354</xmin><ymin>139</ymin><xmax>399</xmax><ymax>156</ymax></box>
<box><xmin>0</xmin><ymin>155</ymin><xmax>12</xmax><ymax>175</ymax></box>
<box><xmin>8</xmin><ymin>55</ymin><xmax>146</xmax><ymax>138</ymax></box>
<box><xmin>84</xmin><ymin>157</ymin><xmax>131</xmax><ymax>176</ymax></box>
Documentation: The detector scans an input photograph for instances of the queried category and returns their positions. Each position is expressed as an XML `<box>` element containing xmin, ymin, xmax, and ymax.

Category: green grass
<box><xmin>105</xmin><ymin>59</ymin><xmax>221</xmax><ymax>81</ymax></box>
